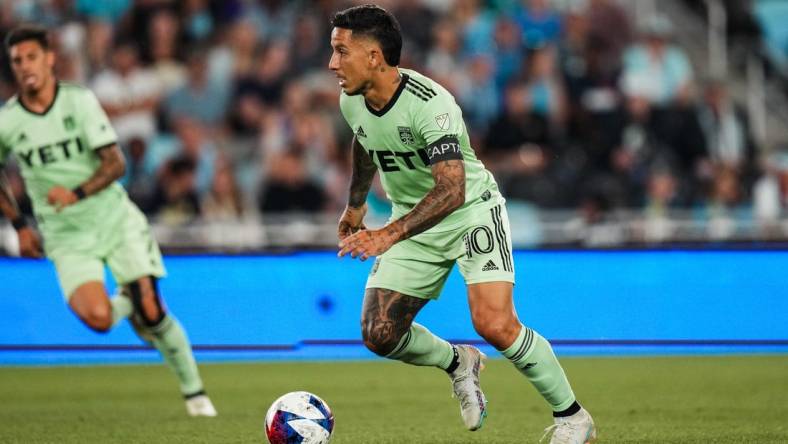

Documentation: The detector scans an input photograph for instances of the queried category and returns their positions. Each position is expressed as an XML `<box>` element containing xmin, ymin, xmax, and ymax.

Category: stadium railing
<box><xmin>3</xmin><ymin>210</ymin><xmax>787</xmax><ymax>254</ymax></box>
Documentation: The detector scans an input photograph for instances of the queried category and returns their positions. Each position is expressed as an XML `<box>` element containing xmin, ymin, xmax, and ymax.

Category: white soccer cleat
<box><xmin>448</xmin><ymin>345</ymin><xmax>488</xmax><ymax>431</ymax></box>
<box><xmin>540</xmin><ymin>408</ymin><xmax>596</xmax><ymax>444</ymax></box>
<box><xmin>185</xmin><ymin>394</ymin><xmax>218</xmax><ymax>417</ymax></box>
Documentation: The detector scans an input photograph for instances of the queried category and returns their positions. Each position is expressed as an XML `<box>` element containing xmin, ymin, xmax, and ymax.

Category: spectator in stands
<box><xmin>392</xmin><ymin>0</ymin><xmax>438</xmax><ymax>65</ymax></box>
<box><xmin>621</xmin><ymin>15</ymin><xmax>693</xmax><ymax>106</ymax></box>
<box><xmin>258</xmin><ymin>150</ymin><xmax>326</xmax><ymax>214</ymax></box>
<box><xmin>616</xmin><ymin>86</ymin><xmax>706</xmax><ymax>206</ymax></box>
<box><xmin>243</xmin><ymin>0</ymin><xmax>297</xmax><ymax>43</ymax></box>
<box><xmin>425</xmin><ymin>19</ymin><xmax>463</xmax><ymax>92</ymax></box>
<box><xmin>641</xmin><ymin>165</ymin><xmax>680</xmax><ymax>242</ymax></box>
<box><xmin>515</xmin><ymin>0</ymin><xmax>562</xmax><ymax>49</ymax></box>
<box><xmin>170</xmin><ymin>117</ymin><xmax>217</xmax><ymax>196</ymax></box>
<box><xmin>54</xmin><ymin>23</ymin><xmax>89</xmax><ymax>84</ymax></box>
<box><xmin>609</xmin><ymin>94</ymin><xmax>670</xmax><ymax>206</ymax></box>
<box><xmin>491</xmin><ymin>17</ymin><xmax>524</xmax><ymax>89</ymax></box>
<box><xmin>233</xmin><ymin>40</ymin><xmax>291</xmax><ymax>110</ymax></box>
<box><xmin>696</xmin><ymin>79</ymin><xmax>758</xmax><ymax>187</ymax></box>
<box><xmin>753</xmin><ymin>148</ymin><xmax>788</xmax><ymax>235</ymax></box>
<box><xmin>558</xmin><ymin>5</ymin><xmax>589</xmax><ymax>102</ymax></box>
<box><xmin>120</xmin><ymin>137</ymin><xmax>155</xmax><ymax>209</ymax></box>
<box><xmin>456</xmin><ymin>53</ymin><xmax>500</xmax><ymax>138</ymax></box>
<box><xmin>164</xmin><ymin>48</ymin><xmax>229</xmax><ymax>132</ymax></box>
<box><xmin>147</xmin><ymin>8</ymin><xmax>186</xmax><ymax>95</ymax></box>
<box><xmin>484</xmin><ymin>82</ymin><xmax>551</xmax><ymax>169</ymax></box>
<box><xmin>586</xmin><ymin>0</ymin><xmax>632</xmax><ymax>67</ymax></box>
<box><xmin>85</xmin><ymin>19</ymin><xmax>113</xmax><ymax>73</ymax></box>
<box><xmin>483</xmin><ymin>82</ymin><xmax>562</xmax><ymax>207</ymax></box>
<box><xmin>697</xmin><ymin>166</ymin><xmax>751</xmax><ymax>240</ymax></box>
<box><xmin>147</xmin><ymin>156</ymin><xmax>202</xmax><ymax>225</ymax></box>
<box><xmin>563</xmin><ymin>191</ymin><xmax>626</xmax><ymax>247</ymax></box>
<box><xmin>288</xmin><ymin>13</ymin><xmax>329</xmax><ymax>75</ymax></box>
<box><xmin>454</xmin><ymin>0</ymin><xmax>497</xmax><ymax>56</ymax></box>
<box><xmin>92</xmin><ymin>39</ymin><xmax>161</xmax><ymax>146</ymax></box>
<box><xmin>207</xmin><ymin>18</ymin><xmax>258</xmax><ymax>88</ymax></box>
<box><xmin>521</xmin><ymin>45</ymin><xmax>567</xmax><ymax>129</ymax></box>
<box><xmin>180</xmin><ymin>0</ymin><xmax>214</xmax><ymax>44</ymax></box>
<box><xmin>259</xmin><ymin>106</ymin><xmax>338</xmax><ymax>196</ymax></box>
<box><xmin>564</xmin><ymin>35</ymin><xmax>623</xmax><ymax>176</ymax></box>
<box><xmin>202</xmin><ymin>157</ymin><xmax>245</xmax><ymax>222</ymax></box>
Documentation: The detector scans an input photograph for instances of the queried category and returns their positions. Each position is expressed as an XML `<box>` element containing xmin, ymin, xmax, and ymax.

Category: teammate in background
<box><xmin>329</xmin><ymin>6</ymin><xmax>595</xmax><ymax>443</ymax></box>
<box><xmin>0</xmin><ymin>26</ymin><xmax>216</xmax><ymax>417</ymax></box>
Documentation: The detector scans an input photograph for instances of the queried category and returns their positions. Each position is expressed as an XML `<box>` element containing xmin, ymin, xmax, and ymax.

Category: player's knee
<box><xmin>360</xmin><ymin>323</ymin><xmax>399</xmax><ymax>357</ymax></box>
<box><xmin>362</xmin><ymin>337</ymin><xmax>397</xmax><ymax>357</ymax></box>
<box><xmin>82</xmin><ymin>306</ymin><xmax>112</xmax><ymax>333</ymax></box>
<box><xmin>473</xmin><ymin>317</ymin><xmax>517</xmax><ymax>346</ymax></box>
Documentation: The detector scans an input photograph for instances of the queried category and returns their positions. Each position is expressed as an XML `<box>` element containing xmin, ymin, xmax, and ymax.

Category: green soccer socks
<box><xmin>386</xmin><ymin>322</ymin><xmax>455</xmax><ymax>369</ymax></box>
<box><xmin>110</xmin><ymin>294</ymin><xmax>133</xmax><ymax>327</ymax></box>
<box><xmin>502</xmin><ymin>324</ymin><xmax>576</xmax><ymax>412</ymax></box>
<box><xmin>149</xmin><ymin>315</ymin><xmax>205</xmax><ymax>396</ymax></box>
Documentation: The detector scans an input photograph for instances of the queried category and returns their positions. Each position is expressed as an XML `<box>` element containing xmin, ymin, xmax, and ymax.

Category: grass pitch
<box><xmin>0</xmin><ymin>355</ymin><xmax>786</xmax><ymax>443</ymax></box>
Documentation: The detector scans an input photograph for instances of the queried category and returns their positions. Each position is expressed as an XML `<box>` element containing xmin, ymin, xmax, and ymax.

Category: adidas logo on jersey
<box><xmin>482</xmin><ymin>260</ymin><xmax>499</xmax><ymax>271</ymax></box>
<box><xmin>356</xmin><ymin>126</ymin><xmax>367</xmax><ymax>138</ymax></box>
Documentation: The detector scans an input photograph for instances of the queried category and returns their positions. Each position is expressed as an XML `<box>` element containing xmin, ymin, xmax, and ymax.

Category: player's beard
<box><xmin>344</xmin><ymin>79</ymin><xmax>372</xmax><ymax>96</ymax></box>
<box><xmin>20</xmin><ymin>72</ymin><xmax>49</xmax><ymax>97</ymax></box>
<box><xmin>22</xmin><ymin>83</ymin><xmax>41</xmax><ymax>97</ymax></box>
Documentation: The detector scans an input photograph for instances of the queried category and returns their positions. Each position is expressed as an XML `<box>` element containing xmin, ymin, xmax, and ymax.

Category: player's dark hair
<box><xmin>4</xmin><ymin>25</ymin><xmax>50</xmax><ymax>54</ymax></box>
<box><xmin>331</xmin><ymin>4</ymin><xmax>402</xmax><ymax>66</ymax></box>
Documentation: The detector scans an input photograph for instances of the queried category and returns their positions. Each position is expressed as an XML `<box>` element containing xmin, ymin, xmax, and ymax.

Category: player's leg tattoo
<box><xmin>361</xmin><ymin>288</ymin><xmax>428</xmax><ymax>356</ymax></box>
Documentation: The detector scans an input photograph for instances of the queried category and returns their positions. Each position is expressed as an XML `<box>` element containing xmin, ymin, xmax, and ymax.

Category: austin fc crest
<box><xmin>398</xmin><ymin>126</ymin><xmax>415</xmax><ymax>145</ymax></box>
<box><xmin>63</xmin><ymin>115</ymin><xmax>75</xmax><ymax>131</ymax></box>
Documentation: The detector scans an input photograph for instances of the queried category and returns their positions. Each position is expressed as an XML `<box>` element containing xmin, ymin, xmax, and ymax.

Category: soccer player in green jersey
<box><xmin>0</xmin><ymin>26</ymin><xmax>216</xmax><ymax>417</ymax></box>
<box><xmin>329</xmin><ymin>6</ymin><xmax>595</xmax><ymax>442</ymax></box>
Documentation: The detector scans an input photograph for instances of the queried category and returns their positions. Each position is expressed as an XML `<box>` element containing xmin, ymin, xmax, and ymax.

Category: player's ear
<box><xmin>368</xmin><ymin>48</ymin><xmax>382</xmax><ymax>69</ymax></box>
<box><xmin>45</xmin><ymin>50</ymin><xmax>55</xmax><ymax>69</ymax></box>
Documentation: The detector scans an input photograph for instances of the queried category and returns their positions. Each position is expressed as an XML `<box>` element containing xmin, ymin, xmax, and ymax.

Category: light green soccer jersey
<box><xmin>339</xmin><ymin>68</ymin><xmax>502</xmax><ymax>230</ymax></box>
<box><xmin>0</xmin><ymin>82</ymin><xmax>125</xmax><ymax>236</ymax></box>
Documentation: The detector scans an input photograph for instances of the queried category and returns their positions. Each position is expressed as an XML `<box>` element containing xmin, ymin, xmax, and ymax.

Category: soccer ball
<box><xmin>265</xmin><ymin>391</ymin><xmax>335</xmax><ymax>444</ymax></box>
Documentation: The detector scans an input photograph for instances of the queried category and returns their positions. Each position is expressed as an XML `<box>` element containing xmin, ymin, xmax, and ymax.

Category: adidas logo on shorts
<box><xmin>481</xmin><ymin>260</ymin><xmax>499</xmax><ymax>271</ymax></box>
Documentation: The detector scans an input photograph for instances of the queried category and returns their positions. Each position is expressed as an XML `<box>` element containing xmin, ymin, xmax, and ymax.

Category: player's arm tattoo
<box><xmin>361</xmin><ymin>288</ymin><xmax>428</xmax><ymax>356</ymax></box>
<box><xmin>388</xmin><ymin>159</ymin><xmax>465</xmax><ymax>241</ymax></box>
<box><xmin>78</xmin><ymin>144</ymin><xmax>126</xmax><ymax>197</ymax></box>
<box><xmin>348</xmin><ymin>136</ymin><xmax>377</xmax><ymax>208</ymax></box>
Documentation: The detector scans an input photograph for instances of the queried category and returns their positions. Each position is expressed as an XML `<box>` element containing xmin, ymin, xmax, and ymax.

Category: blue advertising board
<box><xmin>1</xmin><ymin>251</ymin><xmax>787</xmax><ymax>364</ymax></box>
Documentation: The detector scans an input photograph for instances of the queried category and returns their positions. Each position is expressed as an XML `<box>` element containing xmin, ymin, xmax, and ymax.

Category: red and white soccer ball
<box><xmin>265</xmin><ymin>391</ymin><xmax>335</xmax><ymax>444</ymax></box>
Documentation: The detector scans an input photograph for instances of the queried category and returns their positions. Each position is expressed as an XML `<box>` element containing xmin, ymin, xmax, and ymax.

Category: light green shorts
<box><xmin>46</xmin><ymin>201</ymin><xmax>165</xmax><ymax>299</ymax></box>
<box><xmin>366</xmin><ymin>202</ymin><xmax>515</xmax><ymax>299</ymax></box>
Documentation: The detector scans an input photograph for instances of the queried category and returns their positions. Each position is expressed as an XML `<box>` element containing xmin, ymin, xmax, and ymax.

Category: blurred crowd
<box><xmin>1</xmin><ymin>0</ymin><xmax>787</xmax><ymax>238</ymax></box>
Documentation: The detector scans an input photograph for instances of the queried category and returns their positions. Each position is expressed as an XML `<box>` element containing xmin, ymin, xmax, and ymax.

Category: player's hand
<box><xmin>338</xmin><ymin>226</ymin><xmax>399</xmax><ymax>261</ymax></box>
<box><xmin>47</xmin><ymin>186</ymin><xmax>78</xmax><ymax>212</ymax></box>
<box><xmin>337</xmin><ymin>203</ymin><xmax>368</xmax><ymax>240</ymax></box>
<box><xmin>16</xmin><ymin>226</ymin><xmax>43</xmax><ymax>258</ymax></box>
